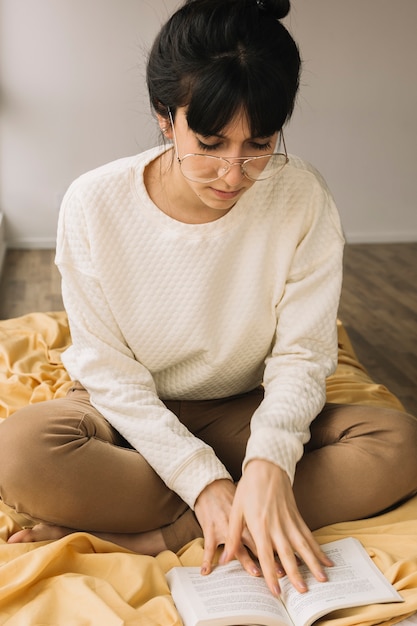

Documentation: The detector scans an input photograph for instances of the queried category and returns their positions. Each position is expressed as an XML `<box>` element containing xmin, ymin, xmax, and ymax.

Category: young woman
<box><xmin>1</xmin><ymin>0</ymin><xmax>417</xmax><ymax>598</ymax></box>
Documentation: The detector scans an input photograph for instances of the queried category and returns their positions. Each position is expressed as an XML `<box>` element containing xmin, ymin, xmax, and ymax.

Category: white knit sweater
<box><xmin>55</xmin><ymin>145</ymin><xmax>345</xmax><ymax>509</ymax></box>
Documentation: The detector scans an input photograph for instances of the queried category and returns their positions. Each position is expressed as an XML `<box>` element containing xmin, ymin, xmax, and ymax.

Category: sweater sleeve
<box><xmin>243</xmin><ymin>175</ymin><xmax>345</xmax><ymax>482</ymax></box>
<box><xmin>55</xmin><ymin>187</ymin><xmax>233</xmax><ymax>510</ymax></box>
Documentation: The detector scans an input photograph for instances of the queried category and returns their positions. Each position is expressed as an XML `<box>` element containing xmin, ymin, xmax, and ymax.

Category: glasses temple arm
<box><xmin>167</xmin><ymin>107</ymin><xmax>181</xmax><ymax>161</ymax></box>
<box><xmin>280</xmin><ymin>130</ymin><xmax>288</xmax><ymax>159</ymax></box>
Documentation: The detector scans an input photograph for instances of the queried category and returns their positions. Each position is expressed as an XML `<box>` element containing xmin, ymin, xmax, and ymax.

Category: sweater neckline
<box><xmin>131</xmin><ymin>145</ymin><xmax>257</xmax><ymax>237</ymax></box>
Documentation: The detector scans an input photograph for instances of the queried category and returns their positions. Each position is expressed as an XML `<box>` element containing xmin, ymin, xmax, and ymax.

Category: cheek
<box><xmin>187</xmin><ymin>179</ymin><xmax>206</xmax><ymax>197</ymax></box>
<box><xmin>182</xmin><ymin>178</ymin><xmax>211</xmax><ymax>206</ymax></box>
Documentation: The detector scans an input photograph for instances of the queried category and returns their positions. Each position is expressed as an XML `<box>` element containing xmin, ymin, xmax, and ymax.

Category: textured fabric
<box><xmin>0</xmin><ymin>313</ymin><xmax>415</xmax><ymax>624</ymax></box>
<box><xmin>55</xmin><ymin>146</ymin><xmax>345</xmax><ymax>508</ymax></box>
<box><xmin>0</xmin><ymin>312</ymin><xmax>404</xmax><ymax>419</ymax></box>
<box><xmin>1</xmin><ymin>496</ymin><xmax>417</xmax><ymax>625</ymax></box>
<box><xmin>0</xmin><ymin>311</ymin><xmax>73</xmax><ymax>416</ymax></box>
<box><xmin>3</xmin><ymin>389</ymin><xmax>415</xmax><ymax>548</ymax></box>
<box><xmin>0</xmin><ymin>311</ymin><xmax>404</xmax><ymax>419</ymax></box>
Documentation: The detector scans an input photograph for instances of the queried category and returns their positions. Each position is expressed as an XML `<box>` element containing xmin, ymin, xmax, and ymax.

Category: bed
<box><xmin>0</xmin><ymin>311</ymin><xmax>416</xmax><ymax>625</ymax></box>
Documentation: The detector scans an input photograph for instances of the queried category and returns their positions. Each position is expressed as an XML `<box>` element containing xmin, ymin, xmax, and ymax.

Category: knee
<box><xmin>335</xmin><ymin>404</ymin><xmax>417</xmax><ymax>495</ymax></box>
<box><xmin>378</xmin><ymin>408</ymin><xmax>417</xmax><ymax>453</ymax></box>
<box><xmin>373</xmin><ymin>408</ymin><xmax>417</xmax><ymax>494</ymax></box>
<box><xmin>0</xmin><ymin>401</ymin><xmax>84</xmax><ymax>505</ymax></box>
<box><xmin>0</xmin><ymin>406</ymin><xmax>52</xmax><ymax>497</ymax></box>
<box><xmin>395</xmin><ymin>411</ymin><xmax>417</xmax><ymax>461</ymax></box>
<box><xmin>0</xmin><ymin>407</ymin><xmax>37</xmax><ymax>463</ymax></box>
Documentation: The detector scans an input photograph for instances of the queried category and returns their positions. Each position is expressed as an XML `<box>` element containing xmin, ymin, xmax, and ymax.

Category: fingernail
<box><xmin>251</xmin><ymin>565</ymin><xmax>261</xmax><ymax>576</ymax></box>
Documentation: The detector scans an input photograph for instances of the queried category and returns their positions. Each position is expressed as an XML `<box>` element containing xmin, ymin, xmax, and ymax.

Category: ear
<box><xmin>156</xmin><ymin>112</ymin><xmax>173</xmax><ymax>139</ymax></box>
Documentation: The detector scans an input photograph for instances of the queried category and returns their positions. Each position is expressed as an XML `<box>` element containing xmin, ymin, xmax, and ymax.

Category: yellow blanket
<box><xmin>0</xmin><ymin>311</ymin><xmax>404</xmax><ymax>418</ymax></box>
<box><xmin>0</xmin><ymin>312</ymin><xmax>415</xmax><ymax>625</ymax></box>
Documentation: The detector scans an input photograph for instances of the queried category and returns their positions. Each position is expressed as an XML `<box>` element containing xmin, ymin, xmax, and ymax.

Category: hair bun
<box><xmin>256</xmin><ymin>0</ymin><xmax>290</xmax><ymax>20</ymax></box>
<box><xmin>184</xmin><ymin>0</ymin><xmax>291</xmax><ymax>20</ymax></box>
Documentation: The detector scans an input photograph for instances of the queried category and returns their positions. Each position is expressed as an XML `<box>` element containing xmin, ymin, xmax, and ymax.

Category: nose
<box><xmin>220</xmin><ymin>160</ymin><xmax>245</xmax><ymax>186</ymax></box>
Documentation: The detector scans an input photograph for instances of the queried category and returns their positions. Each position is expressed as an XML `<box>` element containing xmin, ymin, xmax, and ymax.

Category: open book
<box><xmin>166</xmin><ymin>537</ymin><xmax>403</xmax><ymax>626</ymax></box>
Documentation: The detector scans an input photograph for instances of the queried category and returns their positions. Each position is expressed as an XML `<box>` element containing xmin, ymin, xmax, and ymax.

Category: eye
<box><xmin>197</xmin><ymin>139</ymin><xmax>222</xmax><ymax>152</ymax></box>
<box><xmin>249</xmin><ymin>141</ymin><xmax>273</xmax><ymax>152</ymax></box>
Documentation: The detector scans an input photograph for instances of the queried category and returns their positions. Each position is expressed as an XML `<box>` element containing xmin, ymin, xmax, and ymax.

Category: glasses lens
<box><xmin>179</xmin><ymin>153</ymin><xmax>288</xmax><ymax>183</ymax></box>
<box><xmin>180</xmin><ymin>155</ymin><xmax>229</xmax><ymax>183</ymax></box>
<box><xmin>243</xmin><ymin>154</ymin><xmax>288</xmax><ymax>181</ymax></box>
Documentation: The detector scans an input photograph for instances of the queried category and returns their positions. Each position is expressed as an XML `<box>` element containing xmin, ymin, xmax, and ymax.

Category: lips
<box><xmin>210</xmin><ymin>187</ymin><xmax>244</xmax><ymax>201</ymax></box>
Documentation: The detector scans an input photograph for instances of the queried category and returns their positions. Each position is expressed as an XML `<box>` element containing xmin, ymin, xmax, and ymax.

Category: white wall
<box><xmin>0</xmin><ymin>0</ymin><xmax>416</xmax><ymax>247</ymax></box>
<box><xmin>284</xmin><ymin>0</ymin><xmax>417</xmax><ymax>242</ymax></box>
<box><xmin>0</xmin><ymin>0</ymin><xmax>176</xmax><ymax>247</ymax></box>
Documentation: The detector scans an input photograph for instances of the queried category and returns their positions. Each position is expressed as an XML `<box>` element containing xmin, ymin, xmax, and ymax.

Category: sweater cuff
<box><xmin>168</xmin><ymin>448</ymin><xmax>233</xmax><ymax>509</ymax></box>
<box><xmin>243</xmin><ymin>428</ymin><xmax>305</xmax><ymax>484</ymax></box>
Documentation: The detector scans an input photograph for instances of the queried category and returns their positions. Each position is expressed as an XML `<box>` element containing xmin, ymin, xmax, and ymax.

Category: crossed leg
<box><xmin>1</xmin><ymin>386</ymin><xmax>417</xmax><ymax>555</ymax></box>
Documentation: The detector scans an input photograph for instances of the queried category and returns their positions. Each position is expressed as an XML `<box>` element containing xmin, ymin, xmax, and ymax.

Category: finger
<box><xmin>314</xmin><ymin>541</ymin><xmax>334</xmax><ymax>568</ymax></box>
<box><xmin>241</xmin><ymin>528</ymin><xmax>259</xmax><ymax>560</ymax></box>
<box><xmin>201</xmin><ymin>534</ymin><xmax>219</xmax><ymax>576</ymax></box>
<box><xmin>275</xmin><ymin>530</ymin><xmax>330</xmax><ymax>592</ymax></box>
<box><xmin>274</xmin><ymin>540</ymin><xmax>309</xmax><ymax>593</ymax></box>
<box><xmin>275</xmin><ymin>559</ymin><xmax>286</xmax><ymax>578</ymax></box>
<box><xmin>240</xmin><ymin>529</ymin><xmax>285</xmax><ymax>579</ymax></box>
<box><xmin>234</xmin><ymin>542</ymin><xmax>262</xmax><ymax>577</ymax></box>
<box><xmin>256</xmin><ymin>539</ymin><xmax>284</xmax><ymax>597</ymax></box>
<box><xmin>283</xmin><ymin>515</ymin><xmax>332</xmax><ymax>582</ymax></box>
<box><xmin>294</xmin><ymin>535</ymin><xmax>332</xmax><ymax>583</ymax></box>
<box><xmin>219</xmin><ymin>507</ymin><xmax>244</xmax><ymax>565</ymax></box>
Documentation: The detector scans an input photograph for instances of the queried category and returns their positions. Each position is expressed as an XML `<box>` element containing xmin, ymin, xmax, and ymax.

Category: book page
<box><xmin>279</xmin><ymin>537</ymin><xmax>403</xmax><ymax>626</ymax></box>
<box><xmin>167</xmin><ymin>561</ymin><xmax>292</xmax><ymax>626</ymax></box>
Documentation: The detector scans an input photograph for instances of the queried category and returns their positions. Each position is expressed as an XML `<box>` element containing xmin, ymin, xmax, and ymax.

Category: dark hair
<box><xmin>146</xmin><ymin>0</ymin><xmax>301</xmax><ymax>138</ymax></box>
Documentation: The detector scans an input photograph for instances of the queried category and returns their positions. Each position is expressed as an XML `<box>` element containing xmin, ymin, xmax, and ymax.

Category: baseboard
<box><xmin>0</xmin><ymin>243</ymin><xmax>6</xmax><ymax>279</ymax></box>
<box><xmin>5</xmin><ymin>237</ymin><xmax>57</xmax><ymax>250</ymax></box>
<box><xmin>5</xmin><ymin>231</ymin><xmax>417</xmax><ymax>248</ymax></box>
<box><xmin>0</xmin><ymin>213</ymin><xmax>6</xmax><ymax>279</ymax></box>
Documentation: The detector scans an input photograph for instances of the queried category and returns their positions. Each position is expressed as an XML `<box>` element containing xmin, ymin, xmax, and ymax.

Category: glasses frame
<box><xmin>167</xmin><ymin>108</ymin><xmax>289</xmax><ymax>183</ymax></box>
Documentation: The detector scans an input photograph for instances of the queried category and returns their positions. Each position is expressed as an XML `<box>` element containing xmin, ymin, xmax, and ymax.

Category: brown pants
<box><xmin>1</xmin><ymin>383</ymin><xmax>417</xmax><ymax>552</ymax></box>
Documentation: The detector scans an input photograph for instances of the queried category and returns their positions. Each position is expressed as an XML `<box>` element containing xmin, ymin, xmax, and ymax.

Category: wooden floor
<box><xmin>0</xmin><ymin>249</ymin><xmax>64</xmax><ymax>316</ymax></box>
<box><xmin>338</xmin><ymin>243</ymin><xmax>417</xmax><ymax>416</ymax></box>
<box><xmin>0</xmin><ymin>244</ymin><xmax>416</xmax><ymax>416</ymax></box>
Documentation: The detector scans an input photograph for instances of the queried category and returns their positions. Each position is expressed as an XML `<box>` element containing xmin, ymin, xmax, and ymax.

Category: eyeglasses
<box><xmin>167</xmin><ymin>109</ymin><xmax>288</xmax><ymax>184</ymax></box>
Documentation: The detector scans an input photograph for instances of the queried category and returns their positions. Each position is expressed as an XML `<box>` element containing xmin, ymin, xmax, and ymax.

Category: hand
<box><xmin>194</xmin><ymin>479</ymin><xmax>260</xmax><ymax>578</ymax></box>
<box><xmin>220</xmin><ymin>459</ymin><xmax>333</xmax><ymax>596</ymax></box>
